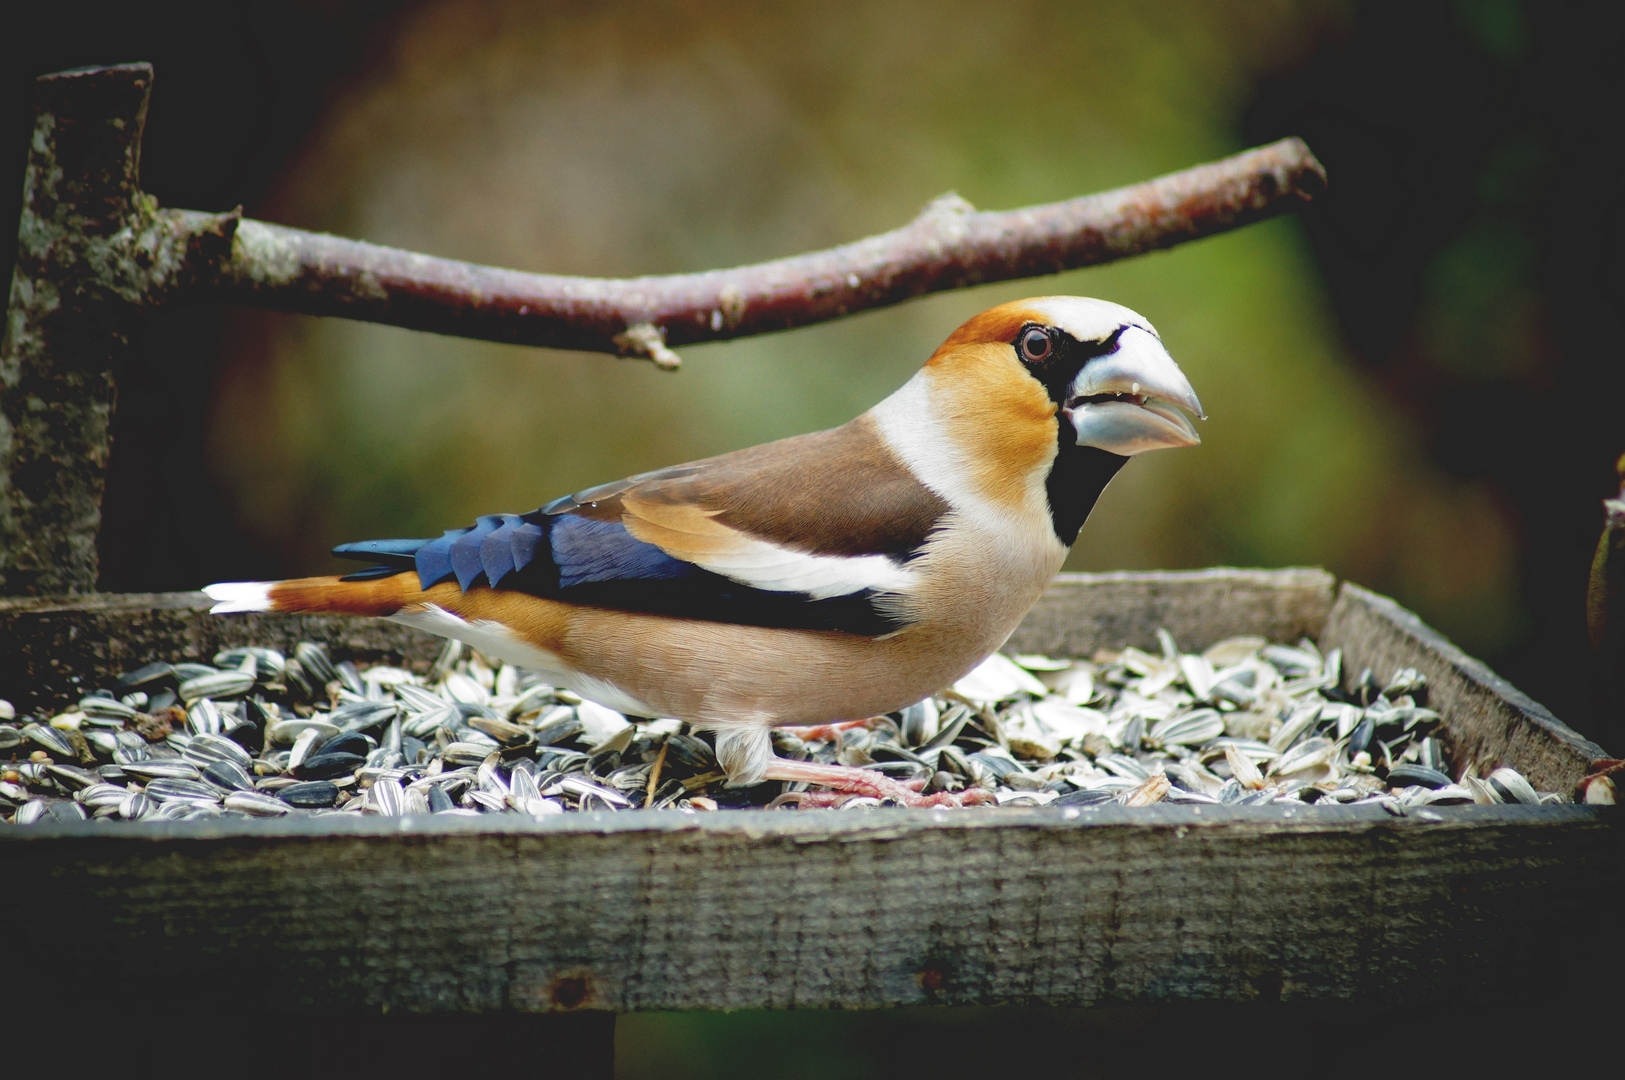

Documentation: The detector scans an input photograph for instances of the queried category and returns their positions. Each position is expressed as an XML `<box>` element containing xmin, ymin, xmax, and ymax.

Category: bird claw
<box><xmin>770</xmin><ymin>790</ymin><xmax>996</xmax><ymax>809</ymax></box>
<box><xmin>761</xmin><ymin>753</ymin><xmax>997</xmax><ymax>807</ymax></box>
<box><xmin>767</xmin><ymin>773</ymin><xmax>996</xmax><ymax>809</ymax></box>
<box><xmin>776</xmin><ymin>717</ymin><xmax>887</xmax><ymax>744</ymax></box>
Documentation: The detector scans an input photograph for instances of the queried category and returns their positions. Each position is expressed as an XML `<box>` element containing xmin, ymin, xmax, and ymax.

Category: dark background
<box><xmin>5</xmin><ymin>2</ymin><xmax>1622</xmax><ymax>1072</ymax></box>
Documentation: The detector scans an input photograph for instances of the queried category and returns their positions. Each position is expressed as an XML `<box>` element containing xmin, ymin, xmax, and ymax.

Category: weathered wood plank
<box><xmin>0</xmin><ymin>591</ymin><xmax>441</xmax><ymax>713</ymax></box>
<box><xmin>1007</xmin><ymin>567</ymin><xmax>1336</xmax><ymax>657</ymax></box>
<box><xmin>1</xmin><ymin>806</ymin><xmax>1616</xmax><ymax>1013</ymax></box>
<box><xmin>1323</xmin><ymin>583</ymin><xmax>1612</xmax><ymax>791</ymax></box>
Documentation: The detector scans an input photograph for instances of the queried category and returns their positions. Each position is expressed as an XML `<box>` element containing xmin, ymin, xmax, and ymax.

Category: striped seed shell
<box><xmin>1488</xmin><ymin>767</ymin><xmax>1540</xmax><ymax>805</ymax></box>
<box><xmin>179</xmin><ymin>670</ymin><xmax>256</xmax><ymax>705</ymax></box>
<box><xmin>225</xmin><ymin>790</ymin><xmax>293</xmax><ymax>816</ymax></box>
<box><xmin>1149</xmin><ymin>709</ymin><xmax>1225</xmax><ymax>748</ymax></box>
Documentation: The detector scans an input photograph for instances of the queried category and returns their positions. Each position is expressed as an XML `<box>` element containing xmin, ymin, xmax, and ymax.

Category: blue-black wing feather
<box><xmin>332</xmin><ymin>503</ymin><xmax>905</xmax><ymax>635</ymax></box>
<box><xmin>330</xmin><ymin>421</ymin><xmax>947</xmax><ymax>636</ymax></box>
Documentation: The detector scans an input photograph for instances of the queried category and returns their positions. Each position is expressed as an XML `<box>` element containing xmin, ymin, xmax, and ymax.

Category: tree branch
<box><xmin>192</xmin><ymin>141</ymin><xmax>1325</xmax><ymax>365</ymax></box>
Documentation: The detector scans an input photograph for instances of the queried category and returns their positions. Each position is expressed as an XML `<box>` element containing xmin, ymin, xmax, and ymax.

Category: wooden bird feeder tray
<box><xmin>1</xmin><ymin>569</ymin><xmax>1617</xmax><ymax>1019</ymax></box>
<box><xmin>1</xmin><ymin>64</ymin><xmax>1619</xmax><ymax>1069</ymax></box>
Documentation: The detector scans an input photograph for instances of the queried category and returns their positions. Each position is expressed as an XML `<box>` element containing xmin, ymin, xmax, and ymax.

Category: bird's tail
<box><xmin>203</xmin><ymin>574</ymin><xmax>426</xmax><ymax>616</ymax></box>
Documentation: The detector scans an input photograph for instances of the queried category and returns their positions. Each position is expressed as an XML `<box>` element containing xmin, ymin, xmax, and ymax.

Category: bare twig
<box><xmin>1</xmin><ymin>62</ymin><xmax>1326</xmax><ymax>595</ymax></box>
<box><xmin>643</xmin><ymin>739</ymin><xmax>670</xmax><ymax>809</ymax></box>
<box><xmin>190</xmin><ymin>142</ymin><xmax>1325</xmax><ymax>365</ymax></box>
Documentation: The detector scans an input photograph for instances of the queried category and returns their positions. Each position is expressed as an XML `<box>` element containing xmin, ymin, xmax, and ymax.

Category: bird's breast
<box><xmin>898</xmin><ymin>506</ymin><xmax>1068</xmax><ymax>642</ymax></box>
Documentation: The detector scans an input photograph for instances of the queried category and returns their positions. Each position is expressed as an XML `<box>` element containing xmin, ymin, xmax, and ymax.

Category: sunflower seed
<box><xmin>469</xmin><ymin>716</ymin><xmax>532</xmax><ymax>744</ymax></box>
<box><xmin>78</xmin><ymin>695</ymin><xmax>137</xmax><ymax>722</ymax></box>
<box><xmin>1269</xmin><ymin>737</ymin><xmax>1336</xmax><ymax>778</ymax></box>
<box><xmin>121</xmin><ymin>759</ymin><xmax>202</xmax><ymax>782</ymax></box>
<box><xmin>201</xmin><ymin>760</ymin><xmax>257</xmax><ymax>793</ymax></box>
<box><xmin>77</xmin><ymin>783</ymin><xmax>132</xmax><ymax>809</ymax></box>
<box><xmin>287</xmin><ymin>727</ymin><xmax>323</xmax><ymax>772</ymax></box>
<box><xmin>1261</xmin><ymin>643</ymin><xmax>1320</xmax><ymax>676</ymax></box>
<box><xmin>954</xmin><ymin>653</ymin><xmax>1048</xmax><ymax>702</ymax></box>
<box><xmin>440</xmin><ymin>671</ymin><xmax>488</xmax><ymax>706</ymax></box>
<box><xmin>119</xmin><ymin>792</ymin><xmax>153</xmax><ymax>819</ymax></box>
<box><xmin>1149</xmin><ymin>709</ymin><xmax>1225</xmax><ymax>748</ymax></box>
<box><xmin>143</xmin><ymin>778</ymin><xmax>222</xmax><ymax>806</ymax></box>
<box><xmin>291</xmin><ymin>641</ymin><xmax>336</xmax><ymax>684</ymax></box>
<box><xmin>9</xmin><ymin>615</ymin><xmax>1566</xmax><ymax>825</ymax></box>
<box><xmin>369</xmin><ymin>778</ymin><xmax>405</xmax><ymax>816</ymax></box>
<box><xmin>40</xmin><ymin>759</ymin><xmax>94</xmax><ymax>788</ymax></box>
<box><xmin>183</xmin><ymin>732</ymin><xmax>254</xmax><ymax>771</ymax></box>
<box><xmin>278</xmin><ymin>781</ymin><xmax>340</xmax><ymax>808</ymax></box>
<box><xmin>1096</xmin><ymin>754</ymin><xmax>1149</xmax><ymax>781</ymax></box>
<box><xmin>296</xmin><ymin>751</ymin><xmax>364</xmax><ymax>781</ymax></box>
<box><xmin>1488</xmin><ymin>767</ymin><xmax>1540</xmax><ymax>805</ymax></box>
<box><xmin>1055</xmin><ymin>788</ymin><xmax>1116</xmax><ymax>806</ymax></box>
<box><xmin>224</xmin><ymin>790</ymin><xmax>292</xmax><ymax>816</ymax></box>
<box><xmin>22</xmin><ymin>723</ymin><xmax>76</xmax><ymax>758</ymax></box>
<box><xmin>317</xmin><ymin>730</ymin><xmax>373</xmax><ymax>758</ymax></box>
<box><xmin>1120</xmin><ymin>773</ymin><xmax>1171</xmax><ymax>806</ymax></box>
<box><xmin>1224</xmin><ymin>744</ymin><xmax>1264</xmax><ymax>790</ymax></box>
<box><xmin>15</xmin><ymin>800</ymin><xmax>49</xmax><ymax>825</ymax></box>
<box><xmin>178</xmin><ymin>670</ymin><xmax>256</xmax><ymax>705</ymax></box>
<box><xmin>116</xmin><ymin>661</ymin><xmax>176</xmax><ymax>691</ymax></box>
<box><xmin>216</xmin><ymin>647</ymin><xmax>286</xmax><ymax>680</ymax></box>
<box><xmin>1386</xmin><ymin>763</ymin><xmax>1451</xmax><ymax>790</ymax></box>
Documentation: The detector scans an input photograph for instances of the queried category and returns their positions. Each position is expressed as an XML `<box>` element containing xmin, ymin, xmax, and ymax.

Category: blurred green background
<box><xmin>5</xmin><ymin>1</ymin><xmax>1624</xmax><ymax>1073</ymax></box>
<box><xmin>211</xmin><ymin>0</ymin><xmax>1519</xmax><ymax>652</ymax></box>
<box><xmin>86</xmin><ymin>0</ymin><xmax>1611</xmax><ymax>745</ymax></box>
<box><xmin>216</xmin><ymin>0</ymin><xmax>1441</xmax><ymax>625</ymax></box>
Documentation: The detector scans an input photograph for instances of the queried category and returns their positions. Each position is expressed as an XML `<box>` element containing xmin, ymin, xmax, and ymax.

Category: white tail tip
<box><xmin>203</xmin><ymin>581</ymin><xmax>275</xmax><ymax>614</ymax></box>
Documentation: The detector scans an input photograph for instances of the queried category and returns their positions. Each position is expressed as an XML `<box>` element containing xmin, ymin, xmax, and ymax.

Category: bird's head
<box><xmin>930</xmin><ymin>295</ymin><xmax>1204</xmax><ymax>456</ymax></box>
<box><xmin>883</xmin><ymin>296</ymin><xmax>1204</xmax><ymax>546</ymax></box>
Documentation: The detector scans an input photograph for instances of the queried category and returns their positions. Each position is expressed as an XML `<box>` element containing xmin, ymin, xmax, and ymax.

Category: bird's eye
<box><xmin>1020</xmin><ymin>327</ymin><xmax>1052</xmax><ymax>363</ymax></box>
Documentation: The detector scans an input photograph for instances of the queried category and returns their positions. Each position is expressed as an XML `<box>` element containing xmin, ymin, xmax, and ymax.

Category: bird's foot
<box><xmin>761</xmin><ymin>757</ymin><xmax>994</xmax><ymax>808</ymax></box>
<box><xmin>775</xmin><ymin>717</ymin><xmax>886</xmax><ymax>744</ymax></box>
<box><xmin>774</xmin><ymin>788</ymin><xmax>997</xmax><ymax>809</ymax></box>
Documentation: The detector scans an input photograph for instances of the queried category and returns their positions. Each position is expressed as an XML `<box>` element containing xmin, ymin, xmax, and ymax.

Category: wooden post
<box><xmin>0</xmin><ymin>64</ymin><xmax>236</xmax><ymax>596</ymax></box>
<box><xmin>0</xmin><ymin>65</ymin><xmax>152</xmax><ymax>594</ymax></box>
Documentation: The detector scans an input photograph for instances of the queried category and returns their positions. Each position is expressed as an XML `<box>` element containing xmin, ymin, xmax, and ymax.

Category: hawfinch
<box><xmin>206</xmin><ymin>297</ymin><xmax>1204</xmax><ymax>806</ymax></box>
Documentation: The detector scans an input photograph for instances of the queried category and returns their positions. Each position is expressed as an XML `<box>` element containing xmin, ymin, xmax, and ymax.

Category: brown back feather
<box><xmin>564</xmin><ymin>415</ymin><xmax>947</xmax><ymax>559</ymax></box>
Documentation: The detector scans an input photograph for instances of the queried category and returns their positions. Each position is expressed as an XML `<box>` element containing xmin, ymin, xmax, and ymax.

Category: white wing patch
<box><xmin>619</xmin><ymin>494</ymin><xmax>919</xmax><ymax>600</ymax></box>
<box><xmin>689</xmin><ymin>536</ymin><xmax>917</xmax><ymax>599</ymax></box>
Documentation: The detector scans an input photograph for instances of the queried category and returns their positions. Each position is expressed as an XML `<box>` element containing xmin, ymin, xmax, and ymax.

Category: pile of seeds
<box><xmin>1</xmin><ymin>630</ymin><xmax>1563</xmax><ymax>824</ymax></box>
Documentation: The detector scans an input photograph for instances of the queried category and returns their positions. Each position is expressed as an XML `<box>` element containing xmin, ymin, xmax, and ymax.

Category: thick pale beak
<box><xmin>1063</xmin><ymin>327</ymin><xmax>1205</xmax><ymax>456</ymax></box>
